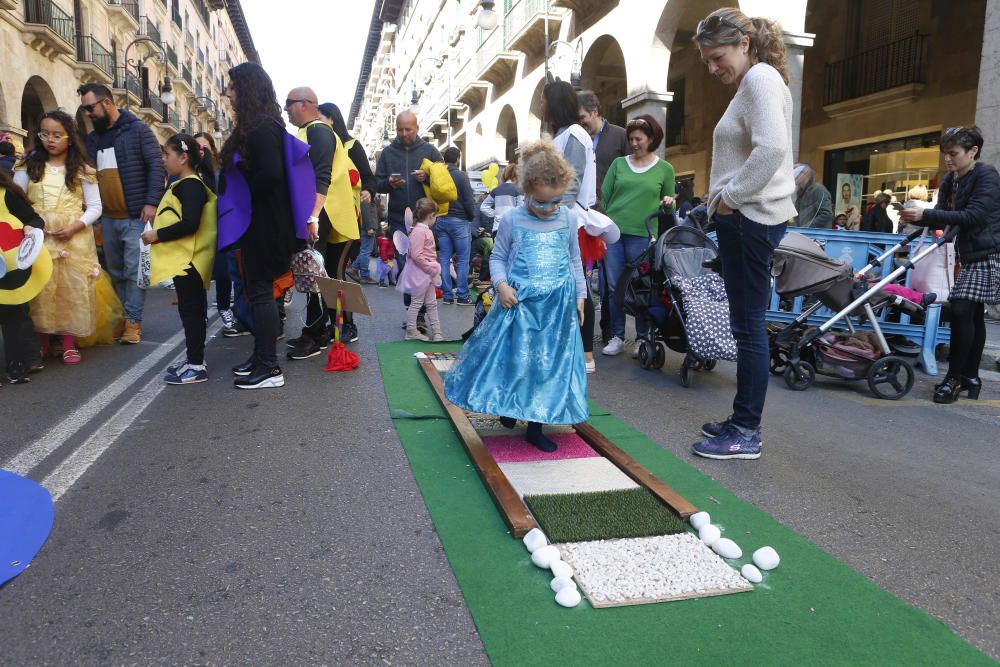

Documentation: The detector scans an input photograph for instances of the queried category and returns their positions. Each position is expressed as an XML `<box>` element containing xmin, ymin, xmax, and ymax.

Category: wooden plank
<box><xmin>573</xmin><ymin>422</ymin><xmax>698</xmax><ymax>519</ymax></box>
<box><xmin>418</xmin><ymin>358</ymin><xmax>538</xmax><ymax>538</ymax></box>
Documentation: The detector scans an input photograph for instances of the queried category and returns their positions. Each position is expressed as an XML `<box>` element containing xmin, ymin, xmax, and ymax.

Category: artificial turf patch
<box><xmin>524</xmin><ymin>487</ymin><xmax>688</xmax><ymax>543</ymax></box>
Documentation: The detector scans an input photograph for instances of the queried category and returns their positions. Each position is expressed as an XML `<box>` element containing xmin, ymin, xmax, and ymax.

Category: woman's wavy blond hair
<box><xmin>518</xmin><ymin>140</ymin><xmax>575</xmax><ymax>192</ymax></box>
<box><xmin>693</xmin><ymin>7</ymin><xmax>789</xmax><ymax>85</ymax></box>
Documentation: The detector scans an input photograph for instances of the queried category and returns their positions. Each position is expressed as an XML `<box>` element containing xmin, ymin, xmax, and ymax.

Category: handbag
<box><xmin>908</xmin><ymin>230</ymin><xmax>956</xmax><ymax>302</ymax></box>
<box><xmin>291</xmin><ymin>243</ymin><xmax>328</xmax><ymax>293</ymax></box>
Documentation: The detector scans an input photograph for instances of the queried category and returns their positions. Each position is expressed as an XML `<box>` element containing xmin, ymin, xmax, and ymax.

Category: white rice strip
<box><xmin>499</xmin><ymin>458</ymin><xmax>639</xmax><ymax>497</ymax></box>
<box><xmin>559</xmin><ymin>533</ymin><xmax>752</xmax><ymax>607</ymax></box>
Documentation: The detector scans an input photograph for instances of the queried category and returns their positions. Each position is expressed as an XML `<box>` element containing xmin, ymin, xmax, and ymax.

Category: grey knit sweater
<box><xmin>708</xmin><ymin>63</ymin><xmax>797</xmax><ymax>226</ymax></box>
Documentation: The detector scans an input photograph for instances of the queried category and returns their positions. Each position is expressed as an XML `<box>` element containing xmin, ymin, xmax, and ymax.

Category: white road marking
<box><xmin>3</xmin><ymin>329</ymin><xmax>188</xmax><ymax>475</ymax></box>
<box><xmin>41</xmin><ymin>319</ymin><xmax>225</xmax><ymax>502</ymax></box>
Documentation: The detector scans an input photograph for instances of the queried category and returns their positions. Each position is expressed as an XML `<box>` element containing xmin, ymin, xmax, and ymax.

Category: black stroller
<box><xmin>614</xmin><ymin>213</ymin><xmax>735</xmax><ymax>387</ymax></box>
<box><xmin>769</xmin><ymin>228</ymin><xmax>956</xmax><ymax>399</ymax></box>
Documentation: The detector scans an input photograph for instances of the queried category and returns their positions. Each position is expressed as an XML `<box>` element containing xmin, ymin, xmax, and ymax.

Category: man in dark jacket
<box><xmin>80</xmin><ymin>83</ymin><xmax>165</xmax><ymax>344</ymax></box>
<box><xmin>375</xmin><ymin>111</ymin><xmax>442</xmax><ymax>269</ymax></box>
<box><xmin>793</xmin><ymin>163</ymin><xmax>834</xmax><ymax>228</ymax></box>
<box><xmin>578</xmin><ymin>90</ymin><xmax>628</xmax><ymax>344</ymax></box>
<box><xmin>432</xmin><ymin>146</ymin><xmax>477</xmax><ymax>305</ymax></box>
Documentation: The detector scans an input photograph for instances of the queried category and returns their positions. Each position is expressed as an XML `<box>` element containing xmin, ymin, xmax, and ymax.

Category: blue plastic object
<box><xmin>0</xmin><ymin>470</ymin><xmax>54</xmax><ymax>585</ymax></box>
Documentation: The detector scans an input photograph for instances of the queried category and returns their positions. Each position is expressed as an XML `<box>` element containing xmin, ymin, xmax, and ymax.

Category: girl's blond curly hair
<box><xmin>518</xmin><ymin>140</ymin><xmax>576</xmax><ymax>192</ymax></box>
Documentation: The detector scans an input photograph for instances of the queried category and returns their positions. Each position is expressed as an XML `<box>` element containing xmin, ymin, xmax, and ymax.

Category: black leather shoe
<box><xmin>234</xmin><ymin>366</ymin><xmax>285</xmax><ymax>389</ymax></box>
<box><xmin>961</xmin><ymin>376</ymin><xmax>982</xmax><ymax>400</ymax></box>
<box><xmin>232</xmin><ymin>358</ymin><xmax>256</xmax><ymax>376</ymax></box>
<box><xmin>933</xmin><ymin>377</ymin><xmax>961</xmax><ymax>404</ymax></box>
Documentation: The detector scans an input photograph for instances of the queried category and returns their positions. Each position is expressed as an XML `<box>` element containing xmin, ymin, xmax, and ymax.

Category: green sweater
<box><xmin>600</xmin><ymin>157</ymin><xmax>676</xmax><ymax>237</ymax></box>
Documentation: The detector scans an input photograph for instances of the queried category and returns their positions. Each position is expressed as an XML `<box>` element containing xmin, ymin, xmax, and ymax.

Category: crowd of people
<box><xmin>3</xmin><ymin>6</ymin><xmax>999</xmax><ymax>460</ymax></box>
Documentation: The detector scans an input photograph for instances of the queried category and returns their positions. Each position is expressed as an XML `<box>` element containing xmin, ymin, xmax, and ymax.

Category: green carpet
<box><xmin>524</xmin><ymin>488</ymin><xmax>688</xmax><ymax>543</ymax></box>
<box><xmin>378</xmin><ymin>341</ymin><xmax>994</xmax><ymax>666</ymax></box>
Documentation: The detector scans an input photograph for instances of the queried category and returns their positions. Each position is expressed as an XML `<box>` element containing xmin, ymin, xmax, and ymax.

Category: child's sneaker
<box><xmin>455</xmin><ymin>296</ymin><xmax>475</xmax><ymax>306</ymax></box>
<box><xmin>405</xmin><ymin>329</ymin><xmax>430</xmax><ymax>341</ymax></box>
<box><xmin>219</xmin><ymin>309</ymin><xmax>236</xmax><ymax>330</ymax></box>
<box><xmin>165</xmin><ymin>364</ymin><xmax>209</xmax><ymax>385</ymax></box>
<box><xmin>700</xmin><ymin>416</ymin><xmax>734</xmax><ymax>438</ymax></box>
<box><xmin>379</xmin><ymin>280</ymin><xmax>388</xmax><ymax>288</ymax></box>
<box><xmin>430</xmin><ymin>331</ymin><xmax>445</xmax><ymax>342</ymax></box>
<box><xmin>691</xmin><ymin>426</ymin><xmax>762</xmax><ymax>460</ymax></box>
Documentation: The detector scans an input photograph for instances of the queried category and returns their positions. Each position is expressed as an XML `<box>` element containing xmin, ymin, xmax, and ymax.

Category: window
<box><xmin>857</xmin><ymin>0</ymin><xmax>920</xmax><ymax>51</ymax></box>
<box><xmin>665</xmin><ymin>77</ymin><xmax>686</xmax><ymax>147</ymax></box>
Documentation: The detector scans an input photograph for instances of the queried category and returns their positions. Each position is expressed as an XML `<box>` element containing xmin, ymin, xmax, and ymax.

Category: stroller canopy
<box><xmin>656</xmin><ymin>224</ymin><xmax>719</xmax><ymax>281</ymax></box>
<box><xmin>772</xmin><ymin>232</ymin><xmax>854</xmax><ymax>309</ymax></box>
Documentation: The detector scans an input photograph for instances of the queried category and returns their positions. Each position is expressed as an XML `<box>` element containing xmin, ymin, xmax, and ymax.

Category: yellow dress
<box><xmin>26</xmin><ymin>166</ymin><xmax>104</xmax><ymax>337</ymax></box>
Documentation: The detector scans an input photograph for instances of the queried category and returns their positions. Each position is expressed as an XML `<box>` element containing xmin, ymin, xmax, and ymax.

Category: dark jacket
<box><xmin>237</xmin><ymin>119</ymin><xmax>297</xmax><ymax>281</ymax></box>
<box><xmin>441</xmin><ymin>163</ymin><xmax>477</xmax><ymax>222</ymax></box>
<box><xmin>923</xmin><ymin>161</ymin><xmax>1000</xmax><ymax>263</ymax></box>
<box><xmin>593</xmin><ymin>121</ymin><xmax>628</xmax><ymax>206</ymax></box>
<box><xmin>860</xmin><ymin>205</ymin><xmax>893</xmax><ymax>234</ymax></box>
<box><xmin>795</xmin><ymin>181</ymin><xmax>834</xmax><ymax>228</ymax></box>
<box><xmin>0</xmin><ymin>155</ymin><xmax>16</xmax><ymax>175</ymax></box>
<box><xmin>374</xmin><ymin>137</ymin><xmax>442</xmax><ymax>228</ymax></box>
<box><xmin>85</xmin><ymin>109</ymin><xmax>165</xmax><ymax>218</ymax></box>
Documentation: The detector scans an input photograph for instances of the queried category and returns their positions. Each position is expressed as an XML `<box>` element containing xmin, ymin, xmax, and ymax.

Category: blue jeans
<box><xmin>436</xmin><ymin>216</ymin><xmax>471</xmax><ymax>300</ymax></box>
<box><xmin>714</xmin><ymin>210</ymin><xmax>786</xmax><ymax>432</ymax></box>
<box><xmin>100</xmin><ymin>216</ymin><xmax>146</xmax><ymax>323</ymax></box>
<box><xmin>353</xmin><ymin>233</ymin><xmax>376</xmax><ymax>278</ymax></box>
<box><xmin>603</xmin><ymin>233</ymin><xmax>651</xmax><ymax>340</ymax></box>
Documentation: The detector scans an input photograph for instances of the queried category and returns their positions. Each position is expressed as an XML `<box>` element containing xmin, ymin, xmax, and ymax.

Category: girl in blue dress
<box><xmin>445</xmin><ymin>141</ymin><xmax>588</xmax><ymax>452</ymax></box>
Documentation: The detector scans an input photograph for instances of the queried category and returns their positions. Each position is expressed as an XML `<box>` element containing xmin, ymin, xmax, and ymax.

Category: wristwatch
<box><xmin>307</xmin><ymin>216</ymin><xmax>320</xmax><ymax>224</ymax></box>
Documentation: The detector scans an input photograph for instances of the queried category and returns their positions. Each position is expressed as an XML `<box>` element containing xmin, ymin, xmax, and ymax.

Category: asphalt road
<box><xmin>2</xmin><ymin>284</ymin><xmax>998</xmax><ymax>663</ymax></box>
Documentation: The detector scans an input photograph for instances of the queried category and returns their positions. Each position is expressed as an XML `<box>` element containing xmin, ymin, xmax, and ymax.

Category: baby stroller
<box><xmin>769</xmin><ymin>227</ymin><xmax>956</xmax><ymax>399</ymax></box>
<box><xmin>615</xmin><ymin>212</ymin><xmax>735</xmax><ymax>387</ymax></box>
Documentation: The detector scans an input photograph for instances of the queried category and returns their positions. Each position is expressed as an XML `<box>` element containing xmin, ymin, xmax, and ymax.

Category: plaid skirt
<box><xmin>951</xmin><ymin>252</ymin><xmax>1000</xmax><ymax>303</ymax></box>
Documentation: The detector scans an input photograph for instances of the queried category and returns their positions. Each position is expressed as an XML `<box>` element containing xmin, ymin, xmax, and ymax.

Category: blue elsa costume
<box><xmin>444</xmin><ymin>205</ymin><xmax>588</xmax><ymax>425</ymax></box>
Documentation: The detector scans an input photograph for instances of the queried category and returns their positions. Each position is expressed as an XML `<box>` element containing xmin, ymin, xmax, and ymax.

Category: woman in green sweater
<box><xmin>600</xmin><ymin>115</ymin><xmax>675</xmax><ymax>357</ymax></box>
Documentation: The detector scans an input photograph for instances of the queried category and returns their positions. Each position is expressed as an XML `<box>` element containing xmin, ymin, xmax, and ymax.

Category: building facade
<box><xmin>350</xmin><ymin>0</ymin><xmax>996</xmax><ymax>208</ymax></box>
<box><xmin>0</xmin><ymin>0</ymin><xmax>259</xmax><ymax>149</ymax></box>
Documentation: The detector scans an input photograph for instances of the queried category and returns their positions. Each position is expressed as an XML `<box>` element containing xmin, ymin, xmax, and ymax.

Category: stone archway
<box><xmin>579</xmin><ymin>34</ymin><xmax>628</xmax><ymax>128</ymax></box>
<box><xmin>20</xmin><ymin>76</ymin><xmax>59</xmax><ymax>146</ymax></box>
<box><xmin>526</xmin><ymin>77</ymin><xmax>546</xmax><ymax>139</ymax></box>
<box><xmin>496</xmin><ymin>104</ymin><xmax>518</xmax><ymax>163</ymax></box>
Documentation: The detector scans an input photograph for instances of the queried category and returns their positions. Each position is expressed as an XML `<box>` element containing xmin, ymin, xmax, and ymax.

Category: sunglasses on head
<box><xmin>697</xmin><ymin>15</ymin><xmax>748</xmax><ymax>37</ymax></box>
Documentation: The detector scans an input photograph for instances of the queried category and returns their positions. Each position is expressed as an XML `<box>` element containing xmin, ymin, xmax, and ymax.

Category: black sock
<box><xmin>499</xmin><ymin>416</ymin><xmax>517</xmax><ymax>429</ymax></box>
<box><xmin>526</xmin><ymin>422</ymin><xmax>557</xmax><ymax>452</ymax></box>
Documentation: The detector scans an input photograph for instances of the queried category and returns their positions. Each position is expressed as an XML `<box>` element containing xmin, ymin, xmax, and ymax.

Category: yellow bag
<box><xmin>419</xmin><ymin>158</ymin><xmax>458</xmax><ymax>216</ymax></box>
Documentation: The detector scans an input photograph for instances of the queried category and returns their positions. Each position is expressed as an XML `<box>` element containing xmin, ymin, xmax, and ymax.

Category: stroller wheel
<box><xmin>654</xmin><ymin>342</ymin><xmax>666</xmax><ymax>369</ymax></box>
<box><xmin>770</xmin><ymin>349</ymin><xmax>790</xmax><ymax>376</ymax></box>
<box><xmin>784</xmin><ymin>360</ymin><xmax>815</xmax><ymax>391</ymax></box>
<box><xmin>703</xmin><ymin>359</ymin><xmax>717</xmax><ymax>371</ymax></box>
<box><xmin>679</xmin><ymin>362</ymin><xmax>693</xmax><ymax>388</ymax></box>
<box><xmin>867</xmin><ymin>356</ymin><xmax>915</xmax><ymax>400</ymax></box>
<box><xmin>638</xmin><ymin>340</ymin><xmax>655</xmax><ymax>370</ymax></box>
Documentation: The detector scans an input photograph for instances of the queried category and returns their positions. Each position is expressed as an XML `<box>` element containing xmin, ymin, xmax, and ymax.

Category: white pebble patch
<box><xmin>558</xmin><ymin>533</ymin><xmax>752</xmax><ymax>606</ymax></box>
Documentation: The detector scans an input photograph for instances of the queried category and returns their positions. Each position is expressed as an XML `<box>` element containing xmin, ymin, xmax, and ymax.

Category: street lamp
<box><xmin>547</xmin><ymin>39</ymin><xmax>583</xmax><ymax>88</ymax></box>
<box><xmin>187</xmin><ymin>95</ymin><xmax>219</xmax><ymax>135</ymax></box>
<box><xmin>475</xmin><ymin>0</ymin><xmax>498</xmax><ymax>30</ymax></box>
<box><xmin>123</xmin><ymin>36</ymin><xmax>168</xmax><ymax>112</ymax></box>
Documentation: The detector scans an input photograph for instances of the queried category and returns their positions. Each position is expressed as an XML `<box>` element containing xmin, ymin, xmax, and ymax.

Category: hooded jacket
<box><xmin>374</xmin><ymin>137</ymin><xmax>442</xmax><ymax>227</ymax></box>
<box><xmin>85</xmin><ymin>109</ymin><xmax>165</xmax><ymax>219</ymax></box>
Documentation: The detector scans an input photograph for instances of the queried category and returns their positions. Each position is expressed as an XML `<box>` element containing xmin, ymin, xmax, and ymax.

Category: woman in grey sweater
<box><xmin>691</xmin><ymin>8</ymin><xmax>796</xmax><ymax>461</ymax></box>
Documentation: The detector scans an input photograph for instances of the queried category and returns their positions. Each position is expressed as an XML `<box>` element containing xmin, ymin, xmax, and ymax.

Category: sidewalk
<box><xmin>983</xmin><ymin>317</ymin><xmax>1000</xmax><ymax>371</ymax></box>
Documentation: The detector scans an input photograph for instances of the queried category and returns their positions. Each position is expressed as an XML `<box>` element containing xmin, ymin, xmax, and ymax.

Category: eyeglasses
<box><xmin>37</xmin><ymin>131</ymin><xmax>68</xmax><ymax>142</ymax></box>
<box><xmin>284</xmin><ymin>98</ymin><xmax>313</xmax><ymax>108</ymax></box>
<box><xmin>80</xmin><ymin>100</ymin><xmax>106</xmax><ymax>113</ymax></box>
<box><xmin>696</xmin><ymin>14</ymin><xmax>748</xmax><ymax>37</ymax></box>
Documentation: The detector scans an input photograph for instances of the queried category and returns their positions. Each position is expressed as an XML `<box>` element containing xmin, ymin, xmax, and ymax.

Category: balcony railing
<box><xmin>114</xmin><ymin>66</ymin><xmax>142</xmax><ymax>99</ymax></box>
<box><xmin>24</xmin><ymin>0</ymin><xmax>75</xmax><ymax>46</ymax></box>
<box><xmin>503</xmin><ymin>0</ymin><xmax>546</xmax><ymax>43</ymax></box>
<box><xmin>182</xmin><ymin>63</ymin><xmax>193</xmax><ymax>84</ymax></box>
<box><xmin>196</xmin><ymin>48</ymin><xmax>205</xmax><ymax>65</ymax></box>
<box><xmin>139</xmin><ymin>16</ymin><xmax>161</xmax><ymax>45</ymax></box>
<box><xmin>172</xmin><ymin>7</ymin><xmax>183</xmax><ymax>29</ymax></box>
<box><xmin>184</xmin><ymin>31</ymin><xmax>194</xmax><ymax>50</ymax></box>
<box><xmin>106</xmin><ymin>0</ymin><xmax>139</xmax><ymax>23</ymax></box>
<box><xmin>195</xmin><ymin>79</ymin><xmax>203</xmax><ymax>98</ymax></box>
<box><xmin>824</xmin><ymin>32</ymin><xmax>927</xmax><ymax>106</ymax></box>
<box><xmin>76</xmin><ymin>35</ymin><xmax>114</xmax><ymax>76</ymax></box>
<box><xmin>143</xmin><ymin>89</ymin><xmax>164</xmax><ymax>117</ymax></box>
<box><xmin>166</xmin><ymin>44</ymin><xmax>178</xmax><ymax>70</ymax></box>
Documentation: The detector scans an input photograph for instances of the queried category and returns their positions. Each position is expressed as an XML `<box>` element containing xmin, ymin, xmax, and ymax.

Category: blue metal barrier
<box><xmin>766</xmin><ymin>228</ymin><xmax>949</xmax><ymax>376</ymax></box>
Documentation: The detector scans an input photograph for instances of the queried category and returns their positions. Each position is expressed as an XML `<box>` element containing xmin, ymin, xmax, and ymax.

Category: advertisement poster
<box><xmin>835</xmin><ymin>173</ymin><xmax>863</xmax><ymax>230</ymax></box>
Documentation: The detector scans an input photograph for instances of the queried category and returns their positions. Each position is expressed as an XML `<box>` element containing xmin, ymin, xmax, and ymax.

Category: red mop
<box><xmin>325</xmin><ymin>289</ymin><xmax>359</xmax><ymax>372</ymax></box>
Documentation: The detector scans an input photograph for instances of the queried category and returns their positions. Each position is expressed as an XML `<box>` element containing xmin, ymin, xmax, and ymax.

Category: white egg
<box><xmin>522</xmin><ymin>528</ymin><xmax>548</xmax><ymax>553</ymax></box>
<box><xmin>550</xmin><ymin>560</ymin><xmax>574</xmax><ymax>579</ymax></box>
<box><xmin>531</xmin><ymin>545</ymin><xmax>560</xmax><ymax>569</ymax></box>
<box><xmin>711</xmin><ymin>537</ymin><xmax>742</xmax><ymax>559</ymax></box>
<box><xmin>555</xmin><ymin>585</ymin><xmax>582</xmax><ymax>607</ymax></box>
<box><xmin>741</xmin><ymin>564</ymin><xmax>763</xmax><ymax>583</ymax></box>
<box><xmin>753</xmin><ymin>546</ymin><xmax>780</xmax><ymax>570</ymax></box>
<box><xmin>550</xmin><ymin>576</ymin><xmax>576</xmax><ymax>593</ymax></box>
<box><xmin>689</xmin><ymin>511</ymin><xmax>711</xmax><ymax>530</ymax></box>
<box><xmin>698</xmin><ymin>524</ymin><xmax>721</xmax><ymax>546</ymax></box>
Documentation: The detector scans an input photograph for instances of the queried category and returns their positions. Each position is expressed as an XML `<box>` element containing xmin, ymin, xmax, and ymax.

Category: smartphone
<box><xmin>390</xmin><ymin>173</ymin><xmax>402</xmax><ymax>180</ymax></box>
